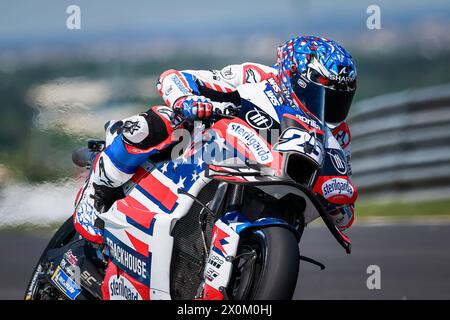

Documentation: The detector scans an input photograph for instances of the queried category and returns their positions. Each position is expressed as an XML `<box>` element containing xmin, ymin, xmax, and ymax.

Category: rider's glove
<box><xmin>173</xmin><ymin>95</ymin><xmax>213</xmax><ymax>121</ymax></box>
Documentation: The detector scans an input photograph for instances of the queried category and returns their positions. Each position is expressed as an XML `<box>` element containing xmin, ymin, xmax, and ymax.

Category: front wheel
<box><xmin>229</xmin><ymin>226</ymin><xmax>300</xmax><ymax>300</ymax></box>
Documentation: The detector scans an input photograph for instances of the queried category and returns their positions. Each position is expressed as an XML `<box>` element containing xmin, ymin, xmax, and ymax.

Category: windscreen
<box><xmin>290</xmin><ymin>74</ymin><xmax>326</xmax><ymax>124</ymax></box>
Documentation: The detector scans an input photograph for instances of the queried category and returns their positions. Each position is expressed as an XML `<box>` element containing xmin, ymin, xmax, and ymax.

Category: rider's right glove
<box><xmin>173</xmin><ymin>95</ymin><xmax>213</xmax><ymax>121</ymax></box>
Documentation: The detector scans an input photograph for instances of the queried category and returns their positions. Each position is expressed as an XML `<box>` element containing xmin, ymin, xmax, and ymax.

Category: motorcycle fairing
<box><xmin>312</xmin><ymin>129</ymin><xmax>358</xmax><ymax>205</ymax></box>
<box><xmin>101</xmin><ymin>145</ymin><xmax>211</xmax><ymax>300</ymax></box>
<box><xmin>103</xmin><ymin>229</ymin><xmax>151</xmax><ymax>286</ymax></box>
<box><xmin>205</xmin><ymin>117</ymin><xmax>284</xmax><ymax>182</ymax></box>
<box><xmin>102</xmin><ymin>260</ymin><xmax>149</xmax><ymax>300</ymax></box>
<box><xmin>237</xmin><ymin>79</ymin><xmax>304</xmax><ymax>125</ymax></box>
<box><xmin>205</xmin><ymin>79</ymin><xmax>329</xmax><ymax>184</ymax></box>
<box><xmin>282</xmin><ymin>112</ymin><xmax>325</xmax><ymax>136</ymax></box>
<box><xmin>313</xmin><ymin>175</ymin><xmax>357</xmax><ymax>205</ymax></box>
<box><xmin>237</xmin><ymin>81</ymin><xmax>282</xmax><ymax>124</ymax></box>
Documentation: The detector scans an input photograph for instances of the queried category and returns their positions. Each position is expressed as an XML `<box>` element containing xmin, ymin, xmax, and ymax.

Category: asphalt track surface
<box><xmin>1</xmin><ymin>223</ymin><xmax>450</xmax><ymax>300</ymax></box>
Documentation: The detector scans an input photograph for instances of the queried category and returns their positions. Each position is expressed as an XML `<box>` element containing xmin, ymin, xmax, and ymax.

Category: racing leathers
<box><xmin>74</xmin><ymin>62</ymin><xmax>357</xmax><ymax>244</ymax></box>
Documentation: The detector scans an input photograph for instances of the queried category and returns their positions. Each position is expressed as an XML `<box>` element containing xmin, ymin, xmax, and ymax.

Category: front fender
<box><xmin>221</xmin><ymin>211</ymin><xmax>300</xmax><ymax>242</ymax></box>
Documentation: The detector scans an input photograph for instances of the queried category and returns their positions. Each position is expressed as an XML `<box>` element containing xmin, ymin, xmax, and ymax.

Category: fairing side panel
<box><xmin>102</xmin><ymin>146</ymin><xmax>210</xmax><ymax>300</ymax></box>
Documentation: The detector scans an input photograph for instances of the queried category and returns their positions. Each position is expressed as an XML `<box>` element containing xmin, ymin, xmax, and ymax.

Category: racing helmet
<box><xmin>275</xmin><ymin>36</ymin><xmax>357</xmax><ymax>123</ymax></box>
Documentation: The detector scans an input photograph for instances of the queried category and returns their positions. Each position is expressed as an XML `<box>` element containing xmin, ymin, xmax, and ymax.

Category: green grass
<box><xmin>0</xmin><ymin>222</ymin><xmax>62</xmax><ymax>235</ymax></box>
<box><xmin>357</xmin><ymin>199</ymin><xmax>450</xmax><ymax>218</ymax></box>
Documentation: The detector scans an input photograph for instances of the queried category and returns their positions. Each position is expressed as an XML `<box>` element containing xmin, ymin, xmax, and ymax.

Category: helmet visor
<box><xmin>324</xmin><ymin>88</ymin><xmax>355</xmax><ymax>123</ymax></box>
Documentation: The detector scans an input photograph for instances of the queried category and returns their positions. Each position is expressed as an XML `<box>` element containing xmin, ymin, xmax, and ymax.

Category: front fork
<box><xmin>200</xmin><ymin>216</ymin><xmax>242</xmax><ymax>300</ymax></box>
<box><xmin>198</xmin><ymin>184</ymin><xmax>299</xmax><ymax>300</ymax></box>
<box><xmin>197</xmin><ymin>184</ymin><xmax>243</xmax><ymax>300</ymax></box>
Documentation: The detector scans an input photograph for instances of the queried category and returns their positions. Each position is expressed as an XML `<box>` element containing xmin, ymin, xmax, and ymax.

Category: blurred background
<box><xmin>0</xmin><ymin>0</ymin><xmax>450</xmax><ymax>299</ymax></box>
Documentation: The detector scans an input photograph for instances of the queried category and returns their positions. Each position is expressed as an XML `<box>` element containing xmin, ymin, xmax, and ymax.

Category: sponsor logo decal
<box><xmin>329</xmin><ymin>66</ymin><xmax>355</xmax><ymax>84</ymax></box>
<box><xmin>208</xmin><ymin>254</ymin><xmax>225</xmax><ymax>269</ymax></box>
<box><xmin>51</xmin><ymin>266</ymin><xmax>81</xmax><ymax>300</ymax></box>
<box><xmin>63</xmin><ymin>249</ymin><xmax>78</xmax><ymax>266</ymax></box>
<box><xmin>297</xmin><ymin>78</ymin><xmax>307</xmax><ymax>88</ymax></box>
<box><xmin>164</xmin><ymin>84</ymin><xmax>173</xmax><ymax>96</ymax></box>
<box><xmin>227</xmin><ymin>122</ymin><xmax>273</xmax><ymax>164</ymax></box>
<box><xmin>171</xmin><ymin>74</ymin><xmax>190</xmax><ymax>95</ymax></box>
<box><xmin>245</xmin><ymin>108</ymin><xmax>273</xmax><ymax>130</ymax></box>
<box><xmin>155</xmin><ymin>106</ymin><xmax>173</xmax><ymax>122</ymax></box>
<box><xmin>123</xmin><ymin>119</ymin><xmax>141</xmax><ymax>136</ymax></box>
<box><xmin>263</xmin><ymin>83</ymin><xmax>284</xmax><ymax>107</ymax></box>
<box><xmin>210</xmin><ymin>69</ymin><xmax>221</xmax><ymax>81</ymax></box>
<box><xmin>81</xmin><ymin>270</ymin><xmax>98</xmax><ymax>287</ymax></box>
<box><xmin>322</xmin><ymin>178</ymin><xmax>354</xmax><ymax>199</ymax></box>
<box><xmin>327</xmin><ymin>149</ymin><xmax>347</xmax><ymax>175</ymax></box>
<box><xmin>109</xmin><ymin>275</ymin><xmax>142</xmax><ymax>300</ymax></box>
<box><xmin>264</xmin><ymin>88</ymin><xmax>281</xmax><ymax>106</ymax></box>
<box><xmin>105</xmin><ymin>233</ymin><xmax>149</xmax><ymax>285</ymax></box>
<box><xmin>205</xmin><ymin>268</ymin><xmax>219</xmax><ymax>282</ymax></box>
<box><xmin>295</xmin><ymin>114</ymin><xmax>321</xmax><ymax>130</ymax></box>
<box><xmin>245</xmin><ymin>68</ymin><xmax>257</xmax><ymax>83</ymax></box>
<box><xmin>98</xmin><ymin>156</ymin><xmax>114</xmax><ymax>187</ymax></box>
<box><xmin>60</xmin><ymin>249</ymin><xmax>79</xmax><ymax>276</ymax></box>
<box><xmin>267</xmin><ymin>77</ymin><xmax>282</xmax><ymax>93</ymax></box>
<box><xmin>334</xmin><ymin>129</ymin><xmax>350</xmax><ymax>149</ymax></box>
<box><xmin>220</xmin><ymin>67</ymin><xmax>235</xmax><ymax>80</ymax></box>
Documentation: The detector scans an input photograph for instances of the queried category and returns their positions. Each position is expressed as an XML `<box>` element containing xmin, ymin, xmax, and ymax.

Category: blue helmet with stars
<box><xmin>275</xmin><ymin>36</ymin><xmax>357</xmax><ymax>123</ymax></box>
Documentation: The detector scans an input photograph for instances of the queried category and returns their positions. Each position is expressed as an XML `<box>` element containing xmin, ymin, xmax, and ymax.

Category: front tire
<box><xmin>229</xmin><ymin>226</ymin><xmax>300</xmax><ymax>300</ymax></box>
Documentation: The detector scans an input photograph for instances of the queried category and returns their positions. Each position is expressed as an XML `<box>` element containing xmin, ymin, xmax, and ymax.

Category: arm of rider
<box><xmin>156</xmin><ymin>63</ymin><xmax>276</xmax><ymax>120</ymax></box>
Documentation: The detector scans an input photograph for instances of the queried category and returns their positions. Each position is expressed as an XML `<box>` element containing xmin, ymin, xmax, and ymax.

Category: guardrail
<box><xmin>348</xmin><ymin>84</ymin><xmax>450</xmax><ymax>201</ymax></box>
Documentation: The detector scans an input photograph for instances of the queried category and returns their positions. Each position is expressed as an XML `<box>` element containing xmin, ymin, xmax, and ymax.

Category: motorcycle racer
<box><xmin>74</xmin><ymin>36</ymin><xmax>358</xmax><ymax>244</ymax></box>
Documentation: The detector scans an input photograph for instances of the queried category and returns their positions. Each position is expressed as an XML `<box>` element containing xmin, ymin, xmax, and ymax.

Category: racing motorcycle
<box><xmin>25</xmin><ymin>77</ymin><xmax>352</xmax><ymax>300</ymax></box>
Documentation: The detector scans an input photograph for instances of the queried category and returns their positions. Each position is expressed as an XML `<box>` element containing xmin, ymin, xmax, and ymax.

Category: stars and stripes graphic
<box><xmin>104</xmin><ymin>146</ymin><xmax>209</xmax><ymax>288</ymax></box>
<box><xmin>200</xmin><ymin>80</ymin><xmax>234</xmax><ymax>93</ymax></box>
<box><xmin>211</xmin><ymin>227</ymin><xmax>230</xmax><ymax>257</ymax></box>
